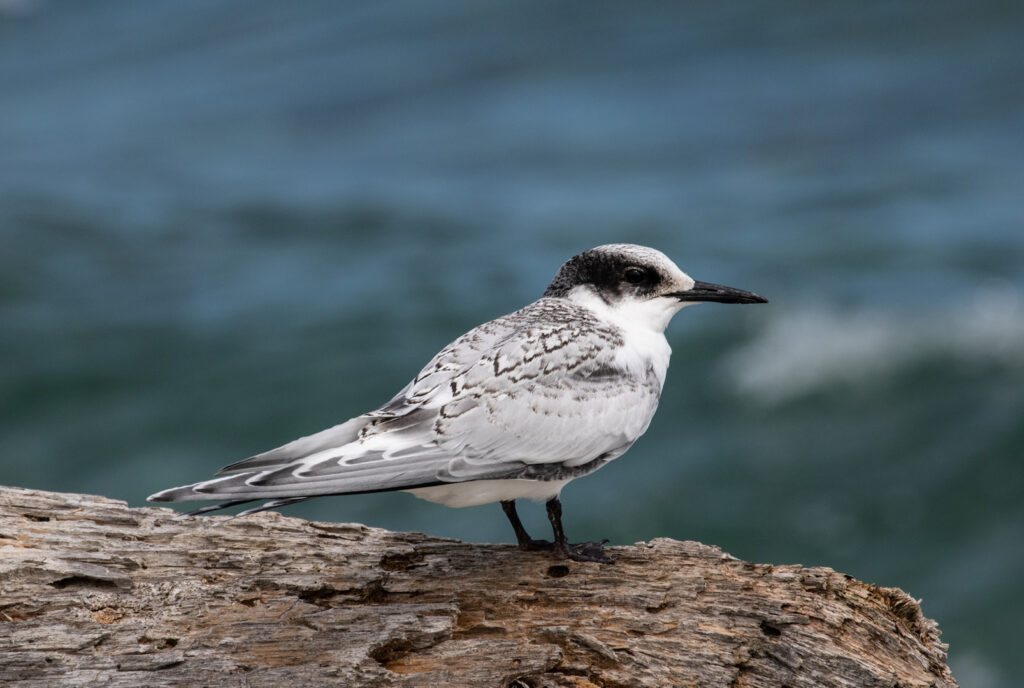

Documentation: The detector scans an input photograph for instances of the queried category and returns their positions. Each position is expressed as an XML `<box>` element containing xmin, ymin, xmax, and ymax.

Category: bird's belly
<box><xmin>404</xmin><ymin>478</ymin><xmax>572</xmax><ymax>508</ymax></box>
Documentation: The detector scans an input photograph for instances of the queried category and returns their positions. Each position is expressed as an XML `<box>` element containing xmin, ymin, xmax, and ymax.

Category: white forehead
<box><xmin>590</xmin><ymin>244</ymin><xmax>684</xmax><ymax>274</ymax></box>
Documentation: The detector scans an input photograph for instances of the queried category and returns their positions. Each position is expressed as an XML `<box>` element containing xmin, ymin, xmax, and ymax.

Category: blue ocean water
<box><xmin>2</xmin><ymin>1</ymin><xmax>1022</xmax><ymax>684</ymax></box>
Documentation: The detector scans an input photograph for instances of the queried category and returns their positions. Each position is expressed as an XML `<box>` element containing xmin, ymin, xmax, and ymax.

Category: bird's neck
<box><xmin>564</xmin><ymin>287</ymin><xmax>675</xmax><ymax>386</ymax></box>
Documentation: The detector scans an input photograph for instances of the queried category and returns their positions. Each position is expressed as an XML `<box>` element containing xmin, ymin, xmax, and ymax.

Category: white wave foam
<box><xmin>721</xmin><ymin>283</ymin><xmax>1024</xmax><ymax>404</ymax></box>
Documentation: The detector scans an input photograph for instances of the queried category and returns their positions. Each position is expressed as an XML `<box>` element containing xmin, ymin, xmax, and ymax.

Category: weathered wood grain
<box><xmin>0</xmin><ymin>486</ymin><xmax>956</xmax><ymax>687</ymax></box>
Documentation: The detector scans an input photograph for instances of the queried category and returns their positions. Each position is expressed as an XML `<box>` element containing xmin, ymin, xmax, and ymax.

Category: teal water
<box><xmin>2</xmin><ymin>2</ymin><xmax>1022</xmax><ymax>685</ymax></box>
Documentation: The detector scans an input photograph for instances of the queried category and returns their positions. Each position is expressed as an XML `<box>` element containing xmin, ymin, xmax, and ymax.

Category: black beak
<box><xmin>670</xmin><ymin>280</ymin><xmax>768</xmax><ymax>304</ymax></box>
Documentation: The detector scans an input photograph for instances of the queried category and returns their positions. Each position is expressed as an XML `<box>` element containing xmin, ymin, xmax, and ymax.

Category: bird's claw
<box><xmin>558</xmin><ymin>539</ymin><xmax>614</xmax><ymax>564</ymax></box>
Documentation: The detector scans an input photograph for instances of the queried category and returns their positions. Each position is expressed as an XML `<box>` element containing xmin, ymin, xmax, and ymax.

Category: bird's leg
<box><xmin>545</xmin><ymin>496</ymin><xmax>614</xmax><ymax>564</ymax></box>
<box><xmin>501</xmin><ymin>500</ymin><xmax>554</xmax><ymax>551</ymax></box>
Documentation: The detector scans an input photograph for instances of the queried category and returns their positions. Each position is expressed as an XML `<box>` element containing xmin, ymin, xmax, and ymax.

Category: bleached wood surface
<box><xmin>0</xmin><ymin>486</ymin><xmax>956</xmax><ymax>687</ymax></box>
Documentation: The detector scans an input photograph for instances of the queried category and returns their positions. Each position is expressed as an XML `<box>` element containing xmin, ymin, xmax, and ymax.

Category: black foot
<box><xmin>518</xmin><ymin>538</ymin><xmax>556</xmax><ymax>552</ymax></box>
<box><xmin>556</xmin><ymin>539</ymin><xmax>614</xmax><ymax>564</ymax></box>
<box><xmin>502</xmin><ymin>501</ymin><xmax>558</xmax><ymax>552</ymax></box>
<box><xmin>502</xmin><ymin>498</ymin><xmax>615</xmax><ymax>563</ymax></box>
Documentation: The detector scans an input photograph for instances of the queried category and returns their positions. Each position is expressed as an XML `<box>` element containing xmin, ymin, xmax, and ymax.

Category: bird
<box><xmin>148</xmin><ymin>244</ymin><xmax>767</xmax><ymax>563</ymax></box>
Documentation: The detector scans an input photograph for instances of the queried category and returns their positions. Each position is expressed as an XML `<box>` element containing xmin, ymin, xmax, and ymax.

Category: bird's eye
<box><xmin>623</xmin><ymin>267</ymin><xmax>647</xmax><ymax>284</ymax></box>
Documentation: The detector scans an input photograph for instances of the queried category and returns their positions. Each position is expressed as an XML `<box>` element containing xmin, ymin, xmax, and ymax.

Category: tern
<box><xmin>149</xmin><ymin>244</ymin><xmax>767</xmax><ymax>563</ymax></box>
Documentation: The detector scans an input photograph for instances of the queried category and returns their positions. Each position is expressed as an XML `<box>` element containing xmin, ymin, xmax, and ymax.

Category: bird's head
<box><xmin>544</xmin><ymin>244</ymin><xmax>767</xmax><ymax>332</ymax></box>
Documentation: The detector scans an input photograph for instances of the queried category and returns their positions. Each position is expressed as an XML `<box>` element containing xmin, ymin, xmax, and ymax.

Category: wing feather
<box><xmin>148</xmin><ymin>298</ymin><xmax>664</xmax><ymax>506</ymax></box>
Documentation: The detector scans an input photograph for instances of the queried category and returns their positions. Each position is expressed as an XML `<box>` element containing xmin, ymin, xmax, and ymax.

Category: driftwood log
<box><xmin>0</xmin><ymin>486</ymin><xmax>956</xmax><ymax>687</ymax></box>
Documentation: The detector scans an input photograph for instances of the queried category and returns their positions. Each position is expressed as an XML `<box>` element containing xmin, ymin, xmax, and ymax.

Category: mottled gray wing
<box><xmin>149</xmin><ymin>299</ymin><xmax>662</xmax><ymax>503</ymax></box>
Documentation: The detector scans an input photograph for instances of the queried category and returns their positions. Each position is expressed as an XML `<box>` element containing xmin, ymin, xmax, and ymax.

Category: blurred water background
<box><xmin>2</xmin><ymin>1</ymin><xmax>1022</xmax><ymax>684</ymax></box>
